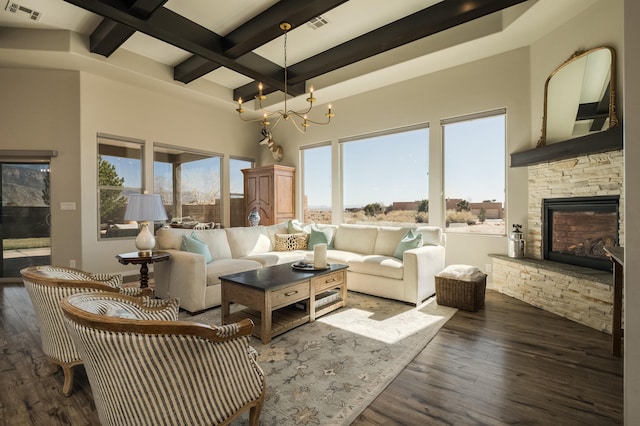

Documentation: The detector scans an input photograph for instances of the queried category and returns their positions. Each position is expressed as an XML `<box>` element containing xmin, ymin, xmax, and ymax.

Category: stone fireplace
<box><xmin>528</xmin><ymin>150</ymin><xmax>624</xmax><ymax>258</ymax></box>
<box><xmin>492</xmin><ymin>148</ymin><xmax>623</xmax><ymax>333</ymax></box>
<box><xmin>543</xmin><ymin>195</ymin><xmax>620</xmax><ymax>271</ymax></box>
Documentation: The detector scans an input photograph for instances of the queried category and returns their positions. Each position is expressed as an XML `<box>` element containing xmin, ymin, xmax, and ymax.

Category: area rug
<box><xmin>181</xmin><ymin>292</ymin><xmax>456</xmax><ymax>425</ymax></box>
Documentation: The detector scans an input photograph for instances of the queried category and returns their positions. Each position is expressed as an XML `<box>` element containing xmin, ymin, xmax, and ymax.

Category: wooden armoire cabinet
<box><xmin>242</xmin><ymin>165</ymin><xmax>295</xmax><ymax>226</ymax></box>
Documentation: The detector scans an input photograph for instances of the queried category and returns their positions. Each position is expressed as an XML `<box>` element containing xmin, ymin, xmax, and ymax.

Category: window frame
<box><xmin>97</xmin><ymin>134</ymin><xmax>144</xmax><ymax>240</ymax></box>
<box><xmin>300</xmin><ymin>142</ymin><xmax>333</xmax><ymax>224</ymax></box>
<box><xmin>229</xmin><ymin>156</ymin><xmax>255</xmax><ymax>227</ymax></box>
<box><xmin>339</xmin><ymin>123</ymin><xmax>430</xmax><ymax>226</ymax></box>
<box><xmin>441</xmin><ymin>108</ymin><xmax>507</xmax><ymax>236</ymax></box>
<box><xmin>153</xmin><ymin>143</ymin><xmax>224</xmax><ymax>226</ymax></box>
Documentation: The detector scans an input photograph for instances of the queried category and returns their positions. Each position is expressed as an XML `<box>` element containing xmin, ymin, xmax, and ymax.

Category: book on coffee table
<box><xmin>296</xmin><ymin>290</ymin><xmax>340</xmax><ymax>310</ymax></box>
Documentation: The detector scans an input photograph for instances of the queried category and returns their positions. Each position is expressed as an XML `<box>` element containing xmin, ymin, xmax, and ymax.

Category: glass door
<box><xmin>1</xmin><ymin>162</ymin><xmax>51</xmax><ymax>279</ymax></box>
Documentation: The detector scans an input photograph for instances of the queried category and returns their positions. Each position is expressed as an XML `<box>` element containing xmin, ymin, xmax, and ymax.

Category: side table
<box><xmin>116</xmin><ymin>251</ymin><xmax>171</xmax><ymax>288</ymax></box>
<box><xmin>604</xmin><ymin>246</ymin><xmax>624</xmax><ymax>357</ymax></box>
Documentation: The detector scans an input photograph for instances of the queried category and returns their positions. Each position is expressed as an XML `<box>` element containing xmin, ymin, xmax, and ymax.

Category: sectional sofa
<box><xmin>153</xmin><ymin>222</ymin><xmax>446</xmax><ymax>313</ymax></box>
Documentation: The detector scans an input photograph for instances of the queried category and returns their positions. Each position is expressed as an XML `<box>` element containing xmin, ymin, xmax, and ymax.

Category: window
<box><xmin>154</xmin><ymin>145</ymin><xmax>222</xmax><ymax>227</ymax></box>
<box><xmin>229</xmin><ymin>157</ymin><xmax>253</xmax><ymax>227</ymax></box>
<box><xmin>98</xmin><ymin>135</ymin><xmax>143</xmax><ymax>239</ymax></box>
<box><xmin>442</xmin><ymin>110</ymin><xmax>506</xmax><ymax>235</ymax></box>
<box><xmin>341</xmin><ymin>125</ymin><xmax>429</xmax><ymax>225</ymax></box>
<box><xmin>301</xmin><ymin>144</ymin><xmax>332</xmax><ymax>224</ymax></box>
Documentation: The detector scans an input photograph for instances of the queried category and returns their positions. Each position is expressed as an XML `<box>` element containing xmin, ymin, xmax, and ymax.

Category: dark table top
<box><xmin>116</xmin><ymin>251</ymin><xmax>171</xmax><ymax>265</ymax></box>
<box><xmin>220</xmin><ymin>262</ymin><xmax>348</xmax><ymax>291</ymax></box>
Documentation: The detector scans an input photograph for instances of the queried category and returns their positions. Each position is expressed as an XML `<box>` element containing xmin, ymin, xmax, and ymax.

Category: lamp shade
<box><xmin>124</xmin><ymin>194</ymin><xmax>168</xmax><ymax>222</ymax></box>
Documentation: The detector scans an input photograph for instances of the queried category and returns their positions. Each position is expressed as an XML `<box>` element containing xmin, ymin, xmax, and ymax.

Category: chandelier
<box><xmin>235</xmin><ymin>22</ymin><xmax>334</xmax><ymax>133</ymax></box>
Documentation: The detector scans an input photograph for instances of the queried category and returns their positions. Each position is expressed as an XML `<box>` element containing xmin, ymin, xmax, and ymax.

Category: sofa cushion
<box><xmin>180</xmin><ymin>233</ymin><xmax>213</xmax><ymax>263</ymax></box>
<box><xmin>393</xmin><ymin>229</ymin><xmax>423</xmax><ymax>259</ymax></box>
<box><xmin>205</xmin><ymin>258</ymin><xmax>262</xmax><ymax>286</ymax></box>
<box><xmin>242</xmin><ymin>251</ymin><xmax>305</xmax><ymax>267</ymax></box>
<box><xmin>305</xmin><ymin>249</ymin><xmax>364</xmax><ymax>265</ymax></box>
<box><xmin>287</xmin><ymin>220</ymin><xmax>305</xmax><ymax>234</ymax></box>
<box><xmin>224</xmin><ymin>226</ymin><xmax>273</xmax><ymax>258</ymax></box>
<box><xmin>264</xmin><ymin>223</ymin><xmax>289</xmax><ymax>246</ymax></box>
<box><xmin>156</xmin><ymin>227</ymin><xmax>233</xmax><ymax>260</ymax></box>
<box><xmin>333</xmin><ymin>224</ymin><xmax>378</xmax><ymax>254</ymax></box>
<box><xmin>154</xmin><ymin>227</ymin><xmax>183</xmax><ymax>250</ymax></box>
<box><xmin>275</xmin><ymin>233</ymin><xmax>309</xmax><ymax>251</ymax></box>
<box><xmin>415</xmin><ymin>226</ymin><xmax>443</xmax><ymax>246</ymax></box>
<box><xmin>348</xmin><ymin>255</ymin><xmax>404</xmax><ymax>280</ymax></box>
<box><xmin>307</xmin><ymin>224</ymin><xmax>335</xmax><ymax>249</ymax></box>
<box><xmin>374</xmin><ymin>227</ymin><xmax>412</xmax><ymax>257</ymax></box>
<box><xmin>190</xmin><ymin>229</ymin><xmax>233</xmax><ymax>260</ymax></box>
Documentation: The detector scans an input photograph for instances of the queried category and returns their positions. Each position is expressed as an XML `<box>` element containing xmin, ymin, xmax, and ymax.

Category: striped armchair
<box><xmin>20</xmin><ymin>265</ymin><xmax>148</xmax><ymax>396</ymax></box>
<box><xmin>61</xmin><ymin>292</ymin><xmax>266</xmax><ymax>426</ymax></box>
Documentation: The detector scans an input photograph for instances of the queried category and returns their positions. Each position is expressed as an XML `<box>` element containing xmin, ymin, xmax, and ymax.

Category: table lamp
<box><xmin>124</xmin><ymin>193</ymin><xmax>168</xmax><ymax>256</ymax></box>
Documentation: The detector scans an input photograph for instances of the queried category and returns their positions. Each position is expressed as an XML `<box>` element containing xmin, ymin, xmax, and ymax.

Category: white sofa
<box><xmin>153</xmin><ymin>223</ymin><xmax>445</xmax><ymax>313</ymax></box>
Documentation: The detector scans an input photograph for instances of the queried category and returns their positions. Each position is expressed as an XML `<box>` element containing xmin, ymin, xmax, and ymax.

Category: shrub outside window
<box><xmin>340</xmin><ymin>125</ymin><xmax>429</xmax><ymax>226</ymax></box>
<box><xmin>98</xmin><ymin>135</ymin><xmax>143</xmax><ymax>239</ymax></box>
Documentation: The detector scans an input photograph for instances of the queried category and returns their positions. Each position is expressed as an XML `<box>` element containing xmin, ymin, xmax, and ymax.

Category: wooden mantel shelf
<box><xmin>510</xmin><ymin>126</ymin><xmax>623</xmax><ymax>167</ymax></box>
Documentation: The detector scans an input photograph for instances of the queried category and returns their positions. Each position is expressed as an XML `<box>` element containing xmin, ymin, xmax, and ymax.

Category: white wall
<box><xmin>78</xmin><ymin>72</ymin><xmax>259</xmax><ymax>274</ymax></box>
<box><xmin>623</xmin><ymin>0</ymin><xmax>639</xmax><ymax>423</ymax></box>
<box><xmin>274</xmin><ymin>47</ymin><xmax>532</xmax><ymax>285</ymax></box>
<box><xmin>530</xmin><ymin>0</ymin><xmax>624</xmax><ymax>145</ymax></box>
<box><xmin>0</xmin><ymin>69</ymin><xmax>82</xmax><ymax>268</ymax></box>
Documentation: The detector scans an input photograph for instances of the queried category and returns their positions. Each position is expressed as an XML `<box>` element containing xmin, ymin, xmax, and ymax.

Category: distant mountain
<box><xmin>2</xmin><ymin>165</ymin><xmax>48</xmax><ymax>206</ymax></box>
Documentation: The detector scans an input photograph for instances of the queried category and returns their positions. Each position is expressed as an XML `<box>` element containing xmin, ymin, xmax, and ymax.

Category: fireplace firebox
<box><xmin>543</xmin><ymin>195</ymin><xmax>619</xmax><ymax>271</ymax></box>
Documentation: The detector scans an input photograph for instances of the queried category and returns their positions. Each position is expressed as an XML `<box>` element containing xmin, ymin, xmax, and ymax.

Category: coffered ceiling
<box><xmin>0</xmin><ymin>0</ymin><xmax>598</xmax><ymax>114</ymax></box>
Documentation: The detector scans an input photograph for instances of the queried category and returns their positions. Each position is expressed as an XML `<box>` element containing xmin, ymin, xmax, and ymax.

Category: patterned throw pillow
<box><xmin>275</xmin><ymin>233</ymin><xmax>309</xmax><ymax>251</ymax></box>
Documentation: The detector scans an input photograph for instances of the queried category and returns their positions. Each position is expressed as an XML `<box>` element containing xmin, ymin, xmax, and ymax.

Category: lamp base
<box><xmin>135</xmin><ymin>222</ymin><xmax>156</xmax><ymax>255</ymax></box>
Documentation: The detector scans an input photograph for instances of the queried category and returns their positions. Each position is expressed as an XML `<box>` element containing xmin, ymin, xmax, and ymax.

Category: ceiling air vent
<box><xmin>4</xmin><ymin>1</ymin><xmax>42</xmax><ymax>22</ymax></box>
<box><xmin>307</xmin><ymin>16</ymin><xmax>329</xmax><ymax>30</ymax></box>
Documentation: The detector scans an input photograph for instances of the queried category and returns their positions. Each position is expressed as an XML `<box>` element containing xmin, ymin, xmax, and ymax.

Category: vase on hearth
<box><xmin>248</xmin><ymin>209</ymin><xmax>260</xmax><ymax>227</ymax></box>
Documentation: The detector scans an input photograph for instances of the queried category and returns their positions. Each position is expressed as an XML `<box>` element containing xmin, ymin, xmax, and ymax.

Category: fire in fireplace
<box><xmin>543</xmin><ymin>195</ymin><xmax>619</xmax><ymax>271</ymax></box>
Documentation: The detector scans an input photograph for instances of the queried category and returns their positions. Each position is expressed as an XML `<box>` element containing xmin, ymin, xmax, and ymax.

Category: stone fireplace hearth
<box><xmin>492</xmin><ymin>148</ymin><xmax>623</xmax><ymax>333</ymax></box>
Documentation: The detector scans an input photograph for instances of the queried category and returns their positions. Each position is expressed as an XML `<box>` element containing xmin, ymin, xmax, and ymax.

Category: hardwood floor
<box><xmin>354</xmin><ymin>291</ymin><xmax>623</xmax><ymax>425</ymax></box>
<box><xmin>0</xmin><ymin>285</ymin><xmax>622</xmax><ymax>425</ymax></box>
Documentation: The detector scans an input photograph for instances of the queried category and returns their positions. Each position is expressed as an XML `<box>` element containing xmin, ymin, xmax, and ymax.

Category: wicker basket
<box><xmin>435</xmin><ymin>274</ymin><xmax>487</xmax><ymax>312</ymax></box>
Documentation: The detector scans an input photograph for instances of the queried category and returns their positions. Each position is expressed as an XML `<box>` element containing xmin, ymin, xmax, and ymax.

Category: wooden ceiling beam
<box><xmin>233</xmin><ymin>0</ymin><xmax>527</xmax><ymax>102</ymax></box>
<box><xmin>63</xmin><ymin>0</ymin><xmax>289</xmax><ymax>92</ymax></box>
<box><xmin>90</xmin><ymin>0</ymin><xmax>168</xmax><ymax>57</ymax></box>
<box><xmin>173</xmin><ymin>0</ymin><xmax>348</xmax><ymax>85</ymax></box>
<box><xmin>68</xmin><ymin>0</ymin><xmax>527</xmax><ymax>103</ymax></box>
<box><xmin>287</xmin><ymin>0</ymin><xmax>529</xmax><ymax>86</ymax></box>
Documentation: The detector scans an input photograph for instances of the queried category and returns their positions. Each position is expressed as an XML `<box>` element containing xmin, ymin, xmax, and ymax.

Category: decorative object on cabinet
<box><xmin>248</xmin><ymin>208</ymin><xmax>261</xmax><ymax>227</ymax></box>
<box><xmin>242</xmin><ymin>165</ymin><xmax>295</xmax><ymax>226</ymax></box>
<box><xmin>258</xmin><ymin>128</ymin><xmax>284</xmax><ymax>162</ymax></box>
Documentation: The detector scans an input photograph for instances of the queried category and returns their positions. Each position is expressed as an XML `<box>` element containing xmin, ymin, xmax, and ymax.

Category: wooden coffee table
<box><xmin>220</xmin><ymin>262</ymin><xmax>348</xmax><ymax>343</ymax></box>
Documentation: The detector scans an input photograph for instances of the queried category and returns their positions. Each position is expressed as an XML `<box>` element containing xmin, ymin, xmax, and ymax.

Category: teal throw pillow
<box><xmin>180</xmin><ymin>233</ymin><xmax>213</xmax><ymax>263</ymax></box>
<box><xmin>307</xmin><ymin>225</ymin><xmax>334</xmax><ymax>249</ymax></box>
<box><xmin>393</xmin><ymin>229</ymin><xmax>423</xmax><ymax>259</ymax></box>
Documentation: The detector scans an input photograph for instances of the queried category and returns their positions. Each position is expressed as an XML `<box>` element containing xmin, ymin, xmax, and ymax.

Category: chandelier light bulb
<box><xmin>234</xmin><ymin>22</ymin><xmax>333</xmax><ymax>133</ymax></box>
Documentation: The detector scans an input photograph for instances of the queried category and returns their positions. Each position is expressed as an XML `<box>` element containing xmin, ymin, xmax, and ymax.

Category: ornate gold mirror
<box><xmin>538</xmin><ymin>46</ymin><xmax>618</xmax><ymax>146</ymax></box>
